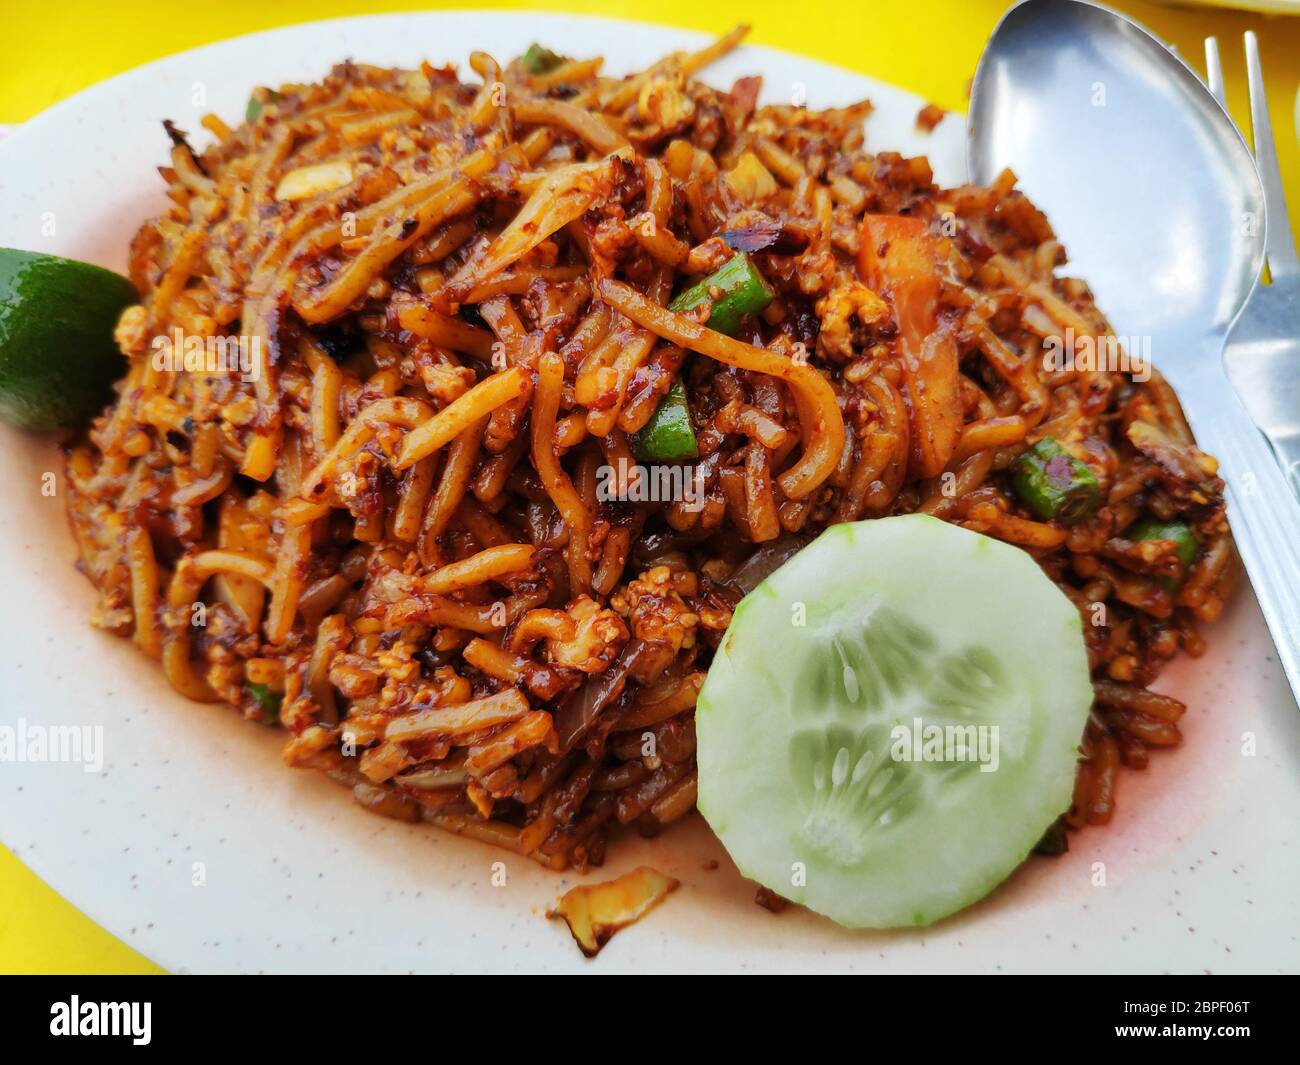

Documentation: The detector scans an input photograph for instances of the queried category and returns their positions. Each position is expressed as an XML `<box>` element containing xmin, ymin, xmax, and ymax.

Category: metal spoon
<box><xmin>968</xmin><ymin>0</ymin><xmax>1300</xmax><ymax>702</ymax></box>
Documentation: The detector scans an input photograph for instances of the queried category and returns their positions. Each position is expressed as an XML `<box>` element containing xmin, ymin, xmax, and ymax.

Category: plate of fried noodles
<box><xmin>0</xmin><ymin>12</ymin><xmax>1296</xmax><ymax>973</ymax></box>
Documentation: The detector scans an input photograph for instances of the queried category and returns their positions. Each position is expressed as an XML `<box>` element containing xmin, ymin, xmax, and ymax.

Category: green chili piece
<box><xmin>668</xmin><ymin>252</ymin><xmax>774</xmax><ymax>336</ymax></box>
<box><xmin>633</xmin><ymin>379</ymin><xmax>698</xmax><ymax>462</ymax></box>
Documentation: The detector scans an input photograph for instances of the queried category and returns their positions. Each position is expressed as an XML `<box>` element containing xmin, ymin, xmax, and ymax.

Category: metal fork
<box><xmin>1205</xmin><ymin>33</ymin><xmax>1300</xmax><ymax>496</ymax></box>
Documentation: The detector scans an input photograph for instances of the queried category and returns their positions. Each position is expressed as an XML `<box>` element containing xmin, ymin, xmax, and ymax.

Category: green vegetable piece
<box><xmin>668</xmin><ymin>252</ymin><xmax>774</xmax><ymax>336</ymax></box>
<box><xmin>245</xmin><ymin>89</ymin><xmax>280</xmax><ymax>122</ymax></box>
<box><xmin>1130</xmin><ymin>518</ymin><xmax>1199</xmax><ymax>592</ymax></box>
<box><xmin>1010</xmin><ymin>438</ymin><xmax>1101</xmax><ymax>525</ymax></box>
<box><xmin>0</xmin><ymin>248</ymin><xmax>137</xmax><ymax>430</ymax></box>
<box><xmin>247</xmin><ymin>683</ymin><xmax>283</xmax><ymax>726</ymax></box>
<box><xmin>1130</xmin><ymin>518</ymin><xmax>1198</xmax><ymax>566</ymax></box>
<box><xmin>695</xmin><ymin>514</ymin><xmax>1094</xmax><ymax>928</ymax></box>
<box><xmin>521</xmin><ymin>43</ymin><xmax>564</xmax><ymax>75</ymax></box>
<box><xmin>633</xmin><ymin>379</ymin><xmax>698</xmax><ymax>461</ymax></box>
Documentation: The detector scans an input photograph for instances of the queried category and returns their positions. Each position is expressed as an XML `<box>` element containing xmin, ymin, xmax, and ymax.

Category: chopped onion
<box><xmin>553</xmin><ymin>639</ymin><xmax>646</xmax><ymax>753</ymax></box>
<box><xmin>352</xmin><ymin>781</ymin><xmax>420</xmax><ymax>821</ymax></box>
<box><xmin>725</xmin><ymin>530</ymin><xmax>816</xmax><ymax>596</ymax></box>
<box><xmin>548</xmin><ymin>866</ymin><xmax>680</xmax><ymax>956</ymax></box>
<box><xmin>395</xmin><ymin>760</ymin><xmax>469</xmax><ymax>790</ymax></box>
<box><xmin>385</xmin><ymin>688</ymin><xmax>530</xmax><ymax>742</ymax></box>
<box><xmin>274</xmin><ymin>160</ymin><xmax>354</xmax><ymax>201</ymax></box>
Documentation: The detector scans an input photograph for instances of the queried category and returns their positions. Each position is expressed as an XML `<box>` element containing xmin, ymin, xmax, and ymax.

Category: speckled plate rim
<box><xmin>1</xmin><ymin>11</ymin><xmax>1298</xmax><ymax>975</ymax></box>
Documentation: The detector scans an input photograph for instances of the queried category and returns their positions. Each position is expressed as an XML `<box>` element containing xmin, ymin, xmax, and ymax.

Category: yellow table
<box><xmin>2</xmin><ymin>0</ymin><xmax>1297</xmax><ymax>975</ymax></box>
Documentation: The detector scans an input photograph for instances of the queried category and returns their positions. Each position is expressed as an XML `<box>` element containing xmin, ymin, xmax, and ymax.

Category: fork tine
<box><xmin>1203</xmin><ymin>37</ymin><xmax>1226</xmax><ymax>106</ymax></box>
<box><xmin>1244</xmin><ymin>31</ymin><xmax>1299</xmax><ymax>278</ymax></box>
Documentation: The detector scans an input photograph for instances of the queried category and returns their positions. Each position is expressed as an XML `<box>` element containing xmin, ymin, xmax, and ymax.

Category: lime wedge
<box><xmin>0</xmin><ymin>247</ymin><xmax>138</xmax><ymax>430</ymax></box>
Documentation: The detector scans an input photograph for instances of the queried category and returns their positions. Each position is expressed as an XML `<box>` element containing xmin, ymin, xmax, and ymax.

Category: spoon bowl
<box><xmin>968</xmin><ymin>0</ymin><xmax>1265</xmax><ymax>357</ymax></box>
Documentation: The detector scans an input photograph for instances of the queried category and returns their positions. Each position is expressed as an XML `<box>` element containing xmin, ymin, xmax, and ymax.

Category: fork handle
<box><xmin>1190</xmin><ymin>376</ymin><xmax>1300</xmax><ymax>704</ymax></box>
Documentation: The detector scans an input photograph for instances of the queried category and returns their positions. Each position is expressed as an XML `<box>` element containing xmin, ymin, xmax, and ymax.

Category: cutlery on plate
<box><xmin>968</xmin><ymin>0</ymin><xmax>1300</xmax><ymax>703</ymax></box>
<box><xmin>1204</xmin><ymin>33</ymin><xmax>1300</xmax><ymax>498</ymax></box>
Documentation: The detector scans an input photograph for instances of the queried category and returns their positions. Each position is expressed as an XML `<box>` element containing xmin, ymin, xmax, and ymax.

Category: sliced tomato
<box><xmin>858</xmin><ymin>214</ymin><xmax>960</xmax><ymax>479</ymax></box>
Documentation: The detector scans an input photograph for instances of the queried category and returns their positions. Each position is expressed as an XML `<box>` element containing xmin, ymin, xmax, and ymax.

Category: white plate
<box><xmin>1</xmin><ymin>12</ymin><xmax>1297</xmax><ymax>975</ymax></box>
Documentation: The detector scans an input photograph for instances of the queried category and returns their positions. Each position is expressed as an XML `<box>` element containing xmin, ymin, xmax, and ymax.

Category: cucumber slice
<box><xmin>696</xmin><ymin>514</ymin><xmax>1092</xmax><ymax>928</ymax></box>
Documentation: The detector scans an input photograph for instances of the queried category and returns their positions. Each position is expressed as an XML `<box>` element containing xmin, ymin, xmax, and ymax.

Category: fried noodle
<box><xmin>66</xmin><ymin>29</ymin><xmax>1234</xmax><ymax>872</ymax></box>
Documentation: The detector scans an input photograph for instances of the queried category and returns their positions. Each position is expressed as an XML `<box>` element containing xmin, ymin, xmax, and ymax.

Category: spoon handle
<box><xmin>1189</xmin><ymin>369</ymin><xmax>1300</xmax><ymax>705</ymax></box>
